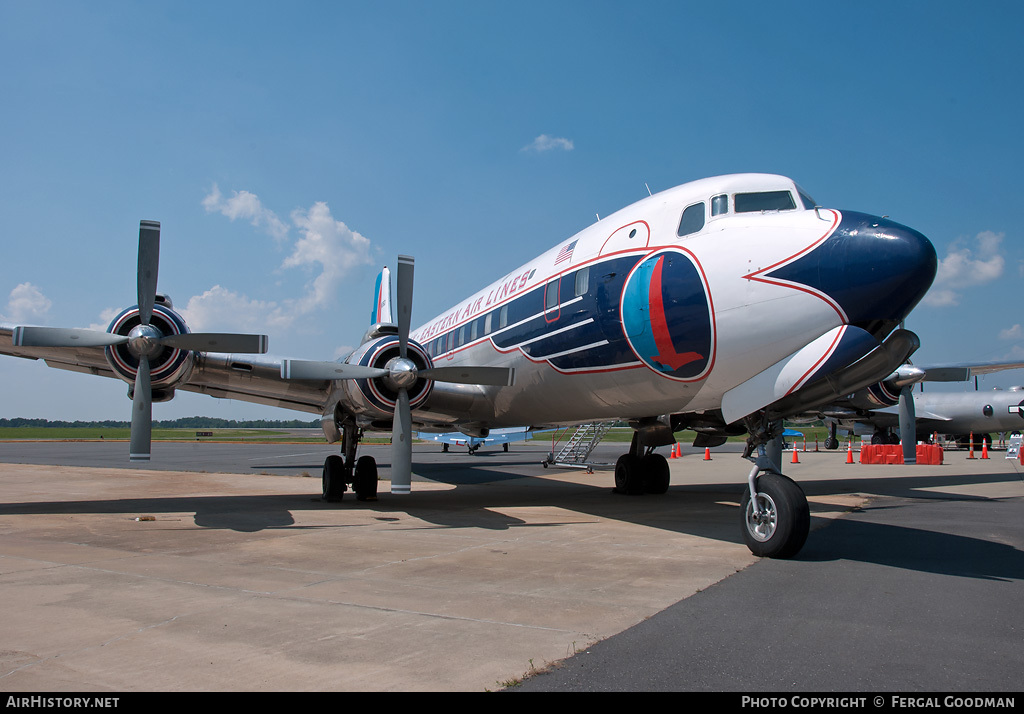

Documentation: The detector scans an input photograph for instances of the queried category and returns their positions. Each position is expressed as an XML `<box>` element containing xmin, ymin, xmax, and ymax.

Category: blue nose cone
<box><xmin>764</xmin><ymin>211</ymin><xmax>937</xmax><ymax>328</ymax></box>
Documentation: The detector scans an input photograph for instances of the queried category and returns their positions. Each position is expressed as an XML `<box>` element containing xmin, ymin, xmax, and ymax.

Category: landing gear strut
<box><xmin>741</xmin><ymin>417</ymin><xmax>810</xmax><ymax>559</ymax></box>
<box><xmin>322</xmin><ymin>423</ymin><xmax>378</xmax><ymax>502</ymax></box>
<box><xmin>614</xmin><ymin>432</ymin><xmax>671</xmax><ymax>495</ymax></box>
<box><xmin>824</xmin><ymin>421</ymin><xmax>840</xmax><ymax>450</ymax></box>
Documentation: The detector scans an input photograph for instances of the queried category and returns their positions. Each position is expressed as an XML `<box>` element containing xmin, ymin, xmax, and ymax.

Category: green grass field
<box><xmin>0</xmin><ymin>425</ymin><xmax>833</xmax><ymax>445</ymax></box>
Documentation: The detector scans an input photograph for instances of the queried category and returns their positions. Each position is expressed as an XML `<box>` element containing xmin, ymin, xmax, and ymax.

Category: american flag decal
<box><xmin>554</xmin><ymin>240</ymin><xmax>577</xmax><ymax>265</ymax></box>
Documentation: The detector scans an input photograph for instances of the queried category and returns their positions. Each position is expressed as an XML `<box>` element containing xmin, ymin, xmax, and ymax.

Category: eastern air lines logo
<box><xmin>620</xmin><ymin>248</ymin><xmax>715</xmax><ymax>381</ymax></box>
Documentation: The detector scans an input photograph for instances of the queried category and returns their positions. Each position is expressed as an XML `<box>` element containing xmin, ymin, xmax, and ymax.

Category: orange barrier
<box><xmin>859</xmin><ymin>444</ymin><xmax>944</xmax><ymax>465</ymax></box>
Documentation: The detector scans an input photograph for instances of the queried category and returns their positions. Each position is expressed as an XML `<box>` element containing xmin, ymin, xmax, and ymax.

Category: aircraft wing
<box><xmin>916</xmin><ymin>360</ymin><xmax>1024</xmax><ymax>382</ymax></box>
<box><xmin>0</xmin><ymin>322</ymin><xmax>329</xmax><ymax>415</ymax></box>
<box><xmin>416</xmin><ymin>426</ymin><xmax>538</xmax><ymax>445</ymax></box>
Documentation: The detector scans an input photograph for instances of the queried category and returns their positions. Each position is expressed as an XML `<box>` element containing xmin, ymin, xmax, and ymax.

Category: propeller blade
<box><xmin>12</xmin><ymin>326</ymin><xmax>128</xmax><ymax>348</ymax></box>
<box><xmin>137</xmin><ymin>220</ymin><xmax>160</xmax><ymax>324</ymax></box>
<box><xmin>129</xmin><ymin>355</ymin><xmax>153</xmax><ymax>462</ymax></box>
<box><xmin>391</xmin><ymin>387</ymin><xmax>412</xmax><ymax>494</ymax></box>
<box><xmin>898</xmin><ymin>385</ymin><xmax>917</xmax><ymax>465</ymax></box>
<box><xmin>396</xmin><ymin>255</ymin><xmax>414</xmax><ymax>359</ymax></box>
<box><xmin>420</xmin><ymin>365</ymin><xmax>515</xmax><ymax>387</ymax></box>
<box><xmin>158</xmin><ymin>332</ymin><xmax>269</xmax><ymax>353</ymax></box>
<box><xmin>280</xmin><ymin>360</ymin><xmax>389</xmax><ymax>381</ymax></box>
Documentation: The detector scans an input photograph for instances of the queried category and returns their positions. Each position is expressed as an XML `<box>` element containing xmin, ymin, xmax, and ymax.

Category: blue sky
<box><xmin>1</xmin><ymin>0</ymin><xmax>1022</xmax><ymax>421</ymax></box>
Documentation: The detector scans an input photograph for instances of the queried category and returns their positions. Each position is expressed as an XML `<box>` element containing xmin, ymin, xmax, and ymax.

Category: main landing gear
<box><xmin>824</xmin><ymin>421</ymin><xmax>840</xmax><ymax>450</ymax></box>
<box><xmin>614</xmin><ymin>433</ymin><xmax>671</xmax><ymax>495</ymax></box>
<box><xmin>322</xmin><ymin>424</ymin><xmax>378</xmax><ymax>503</ymax></box>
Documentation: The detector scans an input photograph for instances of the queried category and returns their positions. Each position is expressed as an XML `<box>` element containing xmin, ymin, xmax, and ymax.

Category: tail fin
<box><xmin>371</xmin><ymin>266</ymin><xmax>393</xmax><ymax>325</ymax></box>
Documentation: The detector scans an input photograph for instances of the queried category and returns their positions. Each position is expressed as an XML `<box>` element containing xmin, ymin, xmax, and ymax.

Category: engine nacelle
<box><xmin>103</xmin><ymin>302</ymin><xmax>196</xmax><ymax>395</ymax></box>
<box><xmin>338</xmin><ymin>334</ymin><xmax>434</xmax><ymax>425</ymax></box>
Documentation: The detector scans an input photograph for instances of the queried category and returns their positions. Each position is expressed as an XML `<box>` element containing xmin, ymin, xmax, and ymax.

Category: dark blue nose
<box><xmin>763</xmin><ymin>211</ymin><xmax>937</xmax><ymax>329</ymax></box>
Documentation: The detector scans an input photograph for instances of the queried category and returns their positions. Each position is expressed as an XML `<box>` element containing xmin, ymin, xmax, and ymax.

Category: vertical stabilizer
<box><xmin>371</xmin><ymin>266</ymin><xmax>393</xmax><ymax>325</ymax></box>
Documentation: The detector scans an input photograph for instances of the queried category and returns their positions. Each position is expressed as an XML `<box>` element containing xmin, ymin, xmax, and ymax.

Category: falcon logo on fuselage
<box><xmin>620</xmin><ymin>248</ymin><xmax>715</xmax><ymax>381</ymax></box>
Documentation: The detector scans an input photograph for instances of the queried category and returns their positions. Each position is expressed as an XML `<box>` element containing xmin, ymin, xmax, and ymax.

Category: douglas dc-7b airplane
<box><xmin>0</xmin><ymin>174</ymin><xmax>938</xmax><ymax>558</ymax></box>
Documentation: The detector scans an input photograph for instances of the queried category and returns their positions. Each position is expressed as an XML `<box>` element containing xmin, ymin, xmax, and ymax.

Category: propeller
<box><xmin>887</xmin><ymin>364</ymin><xmax>925</xmax><ymax>464</ymax></box>
<box><xmin>13</xmin><ymin>220</ymin><xmax>270</xmax><ymax>462</ymax></box>
<box><xmin>281</xmin><ymin>255</ymin><xmax>515</xmax><ymax>494</ymax></box>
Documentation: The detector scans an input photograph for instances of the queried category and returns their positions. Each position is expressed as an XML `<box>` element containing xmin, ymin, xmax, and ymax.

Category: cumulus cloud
<box><xmin>2</xmin><ymin>283</ymin><xmax>52</xmax><ymax>323</ymax></box>
<box><xmin>202</xmin><ymin>184</ymin><xmax>289</xmax><ymax>242</ymax></box>
<box><xmin>285</xmin><ymin>202</ymin><xmax>373</xmax><ymax>315</ymax></box>
<box><xmin>178</xmin><ymin>285</ymin><xmax>291</xmax><ymax>333</ymax></box>
<box><xmin>922</xmin><ymin>231</ymin><xmax>1005</xmax><ymax>307</ymax></box>
<box><xmin>521</xmin><ymin>134</ymin><xmax>574</xmax><ymax>153</ymax></box>
<box><xmin>999</xmin><ymin>324</ymin><xmax>1022</xmax><ymax>340</ymax></box>
<box><xmin>193</xmin><ymin>187</ymin><xmax>375</xmax><ymax>331</ymax></box>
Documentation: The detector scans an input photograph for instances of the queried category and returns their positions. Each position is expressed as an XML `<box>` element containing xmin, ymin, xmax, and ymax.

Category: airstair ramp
<box><xmin>544</xmin><ymin>422</ymin><xmax>615</xmax><ymax>472</ymax></box>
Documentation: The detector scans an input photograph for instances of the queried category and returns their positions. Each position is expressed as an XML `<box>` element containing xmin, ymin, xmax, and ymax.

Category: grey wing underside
<box><xmin>0</xmin><ymin>323</ymin><xmax>330</xmax><ymax>415</ymax></box>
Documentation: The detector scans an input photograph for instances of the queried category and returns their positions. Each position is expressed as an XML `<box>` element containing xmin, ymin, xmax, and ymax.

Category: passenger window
<box><xmin>574</xmin><ymin>267</ymin><xmax>589</xmax><ymax>297</ymax></box>
<box><xmin>457</xmin><ymin>326</ymin><xmax>465</xmax><ymax>347</ymax></box>
<box><xmin>711</xmin><ymin>194</ymin><xmax>728</xmax><ymax>216</ymax></box>
<box><xmin>499</xmin><ymin>304</ymin><xmax>508</xmax><ymax>329</ymax></box>
<box><xmin>735</xmin><ymin>191</ymin><xmax>797</xmax><ymax>213</ymax></box>
<box><xmin>470</xmin><ymin>319</ymin><xmax>478</xmax><ymax>342</ymax></box>
<box><xmin>545</xmin><ymin>277</ymin><xmax>559</xmax><ymax>310</ymax></box>
<box><xmin>677</xmin><ymin>202</ymin><xmax>705</xmax><ymax>237</ymax></box>
<box><xmin>484</xmin><ymin>312</ymin><xmax>492</xmax><ymax>334</ymax></box>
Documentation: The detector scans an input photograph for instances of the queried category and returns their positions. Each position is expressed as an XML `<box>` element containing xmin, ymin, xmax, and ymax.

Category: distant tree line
<box><xmin>0</xmin><ymin>417</ymin><xmax>320</xmax><ymax>429</ymax></box>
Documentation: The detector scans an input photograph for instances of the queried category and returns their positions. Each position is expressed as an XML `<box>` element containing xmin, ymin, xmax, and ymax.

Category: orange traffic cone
<box><xmin>814</xmin><ymin>436</ymin><xmax>819</xmax><ymax>452</ymax></box>
<box><xmin>670</xmin><ymin>443</ymin><xmax>679</xmax><ymax>459</ymax></box>
<box><xmin>791</xmin><ymin>446</ymin><xmax>800</xmax><ymax>464</ymax></box>
<box><xmin>703</xmin><ymin>447</ymin><xmax>712</xmax><ymax>461</ymax></box>
<box><xmin>846</xmin><ymin>440</ymin><xmax>854</xmax><ymax>464</ymax></box>
<box><xmin>981</xmin><ymin>441</ymin><xmax>989</xmax><ymax>459</ymax></box>
<box><xmin>967</xmin><ymin>432</ymin><xmax>976</xmax><ymax>459</ymax></box>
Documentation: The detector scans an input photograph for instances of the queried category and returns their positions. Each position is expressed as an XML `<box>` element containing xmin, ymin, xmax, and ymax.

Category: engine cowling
<box><xmin>104</xmin><ymin>301</ymin><xmax>196</xmax><ymax>400</ymax></box>
<box><xmin>338</xmin><ymin>334</ymin><xmax>434</xmax><ymax>424</ymax></box>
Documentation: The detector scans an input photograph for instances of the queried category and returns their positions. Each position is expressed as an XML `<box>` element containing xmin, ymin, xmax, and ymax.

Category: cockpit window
<box><xmin>677</xmin><ymin>202</ymin><xmax>706</xmax><ymax>237</ymax></box>
<box><xmin>711</xmin><ymin>194</ymin><xmax>728</xmax><ymax>216</ymax></box>
<box><xmin>797</xmin><ymin>188</ymin><xmax>817</xmax><ymax>210</ymax></box>
<box><xmin>734</xmin><ymin>190</ymin><xmax>797</xmax><ymax>213</ymax></box>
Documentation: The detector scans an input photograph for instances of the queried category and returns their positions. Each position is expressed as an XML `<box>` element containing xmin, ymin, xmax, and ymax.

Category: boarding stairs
<box><xmin>544</xmin><ymin>422</ymin><xmax>614</xmax><ymax>471</ymax></box>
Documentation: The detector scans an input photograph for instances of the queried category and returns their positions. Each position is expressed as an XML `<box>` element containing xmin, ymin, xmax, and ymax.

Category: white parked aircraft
<box><xmin>810</xmin><ymin>362</ymin><xmax>1024</xmax><ymax>449</ymax></box>
<box><xmin>0</xmin><ymin>174</ymin><xmax>939</xmax><ymax>558</ymax></box>
<box><xmin>417</xmin><ymin>426</ymin><xmax>538</xmax><ymax>454</ymax></box>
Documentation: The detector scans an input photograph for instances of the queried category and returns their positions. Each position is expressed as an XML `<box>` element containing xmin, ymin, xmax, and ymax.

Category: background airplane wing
<box><xmin>914</xmin><ymin>359</ymin><xmax>1024</xmax><ymax>382</ymax></box>
<box><xmin>416</xmin><ymin>426</ymin><xmax>543</xmax><ymax>445</ymax></box>
<box><xmin>1</xmin><ymin>323</ymin><xmax>329</xmax><ymax>415</ymax></box>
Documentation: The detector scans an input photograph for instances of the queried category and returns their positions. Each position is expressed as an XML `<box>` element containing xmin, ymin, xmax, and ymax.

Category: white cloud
<box><xmin>922</xmin><ymin>231</ymin><xmax>1005</xmax><ymax>307</ymax></box>
<box><xmin>999</xmin><ymin>323</ymin><xmax>1022</xmax><ymax>340</ymax></box>
<box><xmin>2</xmin><ymin>283</ymin><xmax>52</xmax><ymax>323</ymax></box>
<box><xmin>195</xmin><ymin>188</ymin><xmax>375</xmax><ymax>332</ymax></box>
<box><xmin>87</xmin><ymin>307</ymin><xmax>122</xmax><ymax>332</ymax></box>
<box><xmin>178</xmin><ymin>285</ymin><xmax>291</xmax><ymax>333</ymax></box>
<box><xmin>521</xmin><ymin>134</ymin><xmax>574</xmax><ymax>153</ymax></box>
<box><xmin>202</xmin><ymin>184</ymin><xmax>289</xmax><ymax>242</ymax></box>
<box><xmin>285</xmin><ymin>202</ymin><xmax>373</xmax><ymax>315</ymax></box>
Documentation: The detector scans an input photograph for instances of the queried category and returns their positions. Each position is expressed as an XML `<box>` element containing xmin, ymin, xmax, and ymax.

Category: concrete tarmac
<box><xmin>0</xmin><ymin>440</ymin><xmax>1021</xmax><ymax>691</ymax></box>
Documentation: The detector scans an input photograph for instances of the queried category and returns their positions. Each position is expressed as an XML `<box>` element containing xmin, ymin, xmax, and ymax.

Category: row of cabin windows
<box><xmin>425</xmin><ymin>266</ymin><xmax>591</xmax><ymax>358</ymax></box>
<box><xmin>677</xmin><ymin>189</ymin><xmax>814</xmax><ymax>237</ymax></box>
